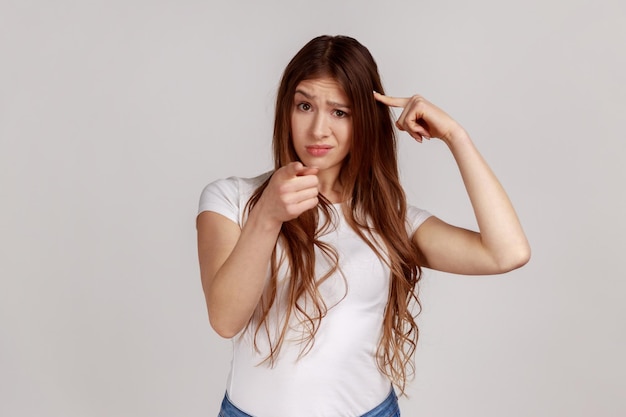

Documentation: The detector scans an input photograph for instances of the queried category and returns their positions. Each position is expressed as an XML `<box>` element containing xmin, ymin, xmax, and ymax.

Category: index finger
<box><xmin>296</xmin><ymin>166</ymin><xmax>319</xmax><ymax>177</ymax></box>
<box><xmin>283</xmin><ymin>161</ymin><xmax>304</xmax><ymax>176</ymax></box>
<box><xmin>373</xmin><ymin>92</ymin><xmax>409</xmax><ymax>108</ymax></box>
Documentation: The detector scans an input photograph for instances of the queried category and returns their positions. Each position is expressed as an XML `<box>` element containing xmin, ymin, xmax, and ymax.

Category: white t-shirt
<box><xmin>198</xmin><ymin>173</ymin><xmax>431</xmax><ymax>417</ymax></box>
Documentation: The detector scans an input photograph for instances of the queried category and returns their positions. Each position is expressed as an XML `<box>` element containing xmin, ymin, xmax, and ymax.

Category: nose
<box><xmin>312</xmin><ymin>112</ymin><xmax>331</xmax><ymax>140</ymax></box>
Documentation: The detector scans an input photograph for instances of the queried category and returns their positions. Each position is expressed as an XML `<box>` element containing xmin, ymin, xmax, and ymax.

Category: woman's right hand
<box><xmin>198</xmin><ymin>162</ymin><xmax>319</xmax><ymax>338</ymax></box>
<box><xmin>256</xmin><ymin>162</ymin><xmax>320</xmax><ymax>225</ymax></box>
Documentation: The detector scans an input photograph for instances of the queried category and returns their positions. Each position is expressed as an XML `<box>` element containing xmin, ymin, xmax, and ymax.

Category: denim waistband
<box><xmin>218</xmin><ymin>388</ymin><xmax>400</xmax><ymax>417</ymax></box>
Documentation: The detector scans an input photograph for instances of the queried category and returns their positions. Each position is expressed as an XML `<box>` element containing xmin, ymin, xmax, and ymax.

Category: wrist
<box><xmin>442</xmin><ymin>125</ymin><xmax>470</xmax><ymax>148</ymax></box>
<box><xmin>248</xmin><ymin>199</ymin><xmax>284</xmax><ymax>232</ymax></box>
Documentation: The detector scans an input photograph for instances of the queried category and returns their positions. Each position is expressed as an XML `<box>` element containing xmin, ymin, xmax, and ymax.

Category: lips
<box><xmin>305</xmin><ymin>145</ymin><xmax>332</xmax><ymax>157</ymax></box>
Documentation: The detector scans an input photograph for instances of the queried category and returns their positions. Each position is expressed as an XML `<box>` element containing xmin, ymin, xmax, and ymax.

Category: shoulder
<box><xmin>237</xmin><ymin>171</ymin><xmax>273</xmax><ymax>196</ymax></box>
<box><xmin>406</xmin><ymin>204</ymin><xmax>432</xmax><ymax>234</ymax></box>
<box><xmin>198</xmin><ymin>172</ymin><xmax>272</xmax><ymax>224</ymax></box>
<box><xmin>199</xmin><ymin>172</ymin><xmax>271</xmax><ymax>203</ymax></box>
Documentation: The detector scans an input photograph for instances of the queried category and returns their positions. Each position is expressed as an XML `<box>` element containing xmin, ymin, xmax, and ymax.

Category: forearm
<box><xmin>445</xmin><ymin>128</ymin><xmax>530</xmax><ymax>270</ymax></box>
<box><xmin>201</xmin><ymin>163</ymin><xmax>320</xmax><ymax>337</ymax></box>
<box><xmin>206</xmin><ymin>207</ymin><xmax>282</xmax><ymax>338</ymax></box>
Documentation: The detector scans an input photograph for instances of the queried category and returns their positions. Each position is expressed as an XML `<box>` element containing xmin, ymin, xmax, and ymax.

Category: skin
<box><xmin>291</xmin><ymin>78</ymin><xmax>353</xmax><ymax>202</ymax></box>
<box><xmin>197</xmin><ymin>78</ymin><xmax>530</xmax><ymax>338</ymax></box>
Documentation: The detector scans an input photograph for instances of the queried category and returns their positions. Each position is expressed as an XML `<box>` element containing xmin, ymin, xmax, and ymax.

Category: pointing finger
<box><xmin>373</xmin><ymin>91</ymin><xmax>409</xmax><ymax>108</ymax></box>
<box><xmin>285</xmin><ymin>161</ymin><xmax>304</xmax><ymax>176</ymax></box>
<box><xmin>296</xmin><ymin>166</ymin><xmax>319</xmax><ymax>177</ymax></box>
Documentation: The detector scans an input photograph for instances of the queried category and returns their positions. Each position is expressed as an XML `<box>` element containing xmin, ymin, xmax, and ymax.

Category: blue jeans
<box><xmin>218</xmin><ymin>389</ymin><xmax>400</xmax><ymax>417</ymax></box>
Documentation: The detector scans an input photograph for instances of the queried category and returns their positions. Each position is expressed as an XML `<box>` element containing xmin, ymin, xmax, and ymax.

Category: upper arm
<box><xmin>412</xmin><ymin>216</ymin><xmax>502</xmax><ymax>275</ymax></box>
<box><xmin>196</xmin><ymin>211</ymin><xmax>241</xmax><ymax>297</ymax></box>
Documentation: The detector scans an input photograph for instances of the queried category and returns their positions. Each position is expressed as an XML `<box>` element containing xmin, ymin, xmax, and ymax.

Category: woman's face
<box><xmin>290</xmin><ymin>77</ymin><xmax>353</xmax><ymax>182</ymax></box>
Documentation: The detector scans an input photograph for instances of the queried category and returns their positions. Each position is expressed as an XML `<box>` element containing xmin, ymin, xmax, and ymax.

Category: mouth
<box><xmin>305</xmin><ymin>145</ymin><xmax>333</xmax><ymax>157</ymax></box>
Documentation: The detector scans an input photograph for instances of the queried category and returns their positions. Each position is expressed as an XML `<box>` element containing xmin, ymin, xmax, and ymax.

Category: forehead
<box><xmin>294</xmin><ymin>77</ymin><xmax>349</xmax><ymax>102</ymax></box>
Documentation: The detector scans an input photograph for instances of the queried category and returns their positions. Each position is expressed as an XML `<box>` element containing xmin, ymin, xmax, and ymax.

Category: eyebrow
<box><xmin>294</xmin><ymin>89</ymin><xmax>351</xmax><ymax>109</ymax></box>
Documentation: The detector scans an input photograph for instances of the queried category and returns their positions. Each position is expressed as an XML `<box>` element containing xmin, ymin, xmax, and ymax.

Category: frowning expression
<box><xmin>291</xmin><ymin>77</ymin><xmax>353</xmax><ymax>180</ymax></box>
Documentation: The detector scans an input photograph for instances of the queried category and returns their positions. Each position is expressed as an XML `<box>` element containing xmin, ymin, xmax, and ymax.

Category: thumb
<box><xmin>284</xmin><ymin>161</ymin><xmax>304</xmax><ymax>176</ymax></box>
<box><xmin>296</xmin><ymin>166</ymin><xmax>319</xmax><ymax>177</ymax></box>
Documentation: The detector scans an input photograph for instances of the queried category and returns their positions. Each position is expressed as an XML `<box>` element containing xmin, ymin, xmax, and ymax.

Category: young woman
<box><xmin>197</xmin><ymin>35</ymin><xmax>530</xmax><ymax>417</ymax></box>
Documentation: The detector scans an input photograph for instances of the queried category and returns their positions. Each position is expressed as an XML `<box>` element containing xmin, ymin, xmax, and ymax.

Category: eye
<box><xmin>297</xmin><ymin>102</ymin><xmax>312</xmax><ymax>111</ymax></box>
<box><xmin>333</xmin><ymin>109</ymin><xmax>349</xmax><ymax>118</ymax></box>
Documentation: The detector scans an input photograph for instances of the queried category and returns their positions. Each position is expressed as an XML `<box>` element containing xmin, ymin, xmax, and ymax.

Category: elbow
<box><xmin>208</xmin><ymin>312</ymin><xmax>244</xmax><ymax>339</ymax></box>
<box><xmin>204</xmin><ymin>289</ymin><xmax>246</xmax><ymax>339</ymax></box>
<box><xmin>213</xmin><ymin>327</ymin><xmax>239</xmax><ymax>339</ymax></box>
<box><xmin>496</xmin><ymin>244</ymin><xmax>531</xmax><ymax>273</ymax></box>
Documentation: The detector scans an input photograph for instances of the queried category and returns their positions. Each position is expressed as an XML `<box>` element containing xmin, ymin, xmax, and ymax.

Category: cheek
<box><xmin>339</xmin><ymin>124</ymin><xmax>353</xmax><ymax>147</ymax></box>
<box><xmin>290</xmin><ymin>123</ymin><xmax>304</xmax><ymax>145</ymax></box>
<box><xmin>290</xmin><ymin>115</ymin><xmax>307</xmax><ymax>140</ymax></box>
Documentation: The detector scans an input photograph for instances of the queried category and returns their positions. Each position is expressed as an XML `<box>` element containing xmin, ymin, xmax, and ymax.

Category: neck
<box><xmin>316</xmin><ymin>169</ymin><xmax>344</xmax><ymax>204</ymax></box>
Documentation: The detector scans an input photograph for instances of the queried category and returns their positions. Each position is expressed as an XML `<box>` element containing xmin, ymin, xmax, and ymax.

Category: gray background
<box><xmin>1</xmin><ymin>0</ymin><xmax>624</xmax><ymax>416</ymax></box>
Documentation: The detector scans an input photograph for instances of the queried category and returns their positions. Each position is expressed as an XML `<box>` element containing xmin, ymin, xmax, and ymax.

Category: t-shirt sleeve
<box><xmin>197</xmin><ymin>177</ymin><xmax>241</xmax><ymax>225</ymax></box>
<box><xmin>406</xmin><ymin>205</ymin><xmax>432</xmax><ymax>235</ymax></box>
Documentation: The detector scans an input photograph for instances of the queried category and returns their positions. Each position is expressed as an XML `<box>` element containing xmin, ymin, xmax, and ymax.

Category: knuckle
<box><xmin>277</xmin><ymin>183</ymin><xmax>291</xmax><ymax>195</ymax></box>
<box><xmin>285</xmin><ymin>205</ymin><xmax>299</xmax><ymax>218</ymax></box>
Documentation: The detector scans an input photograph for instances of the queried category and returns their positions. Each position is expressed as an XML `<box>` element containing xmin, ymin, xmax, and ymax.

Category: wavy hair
<box><xmin>245</xmin><ymin>35</ymin><xmax>423</xmax><ymax>395</ymax></box>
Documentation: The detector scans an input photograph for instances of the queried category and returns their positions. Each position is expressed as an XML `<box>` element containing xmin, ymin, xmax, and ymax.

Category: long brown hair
<box><xmin>246</xmin><ymin>35</ymin><xmax>423</xmax><ymax>395</ymax></box>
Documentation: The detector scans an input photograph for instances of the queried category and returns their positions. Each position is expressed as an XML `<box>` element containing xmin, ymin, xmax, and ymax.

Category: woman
<box><xmin>197</xmin><ymin>35</ymin><xmax>530</xmax><ymax>417</ymax></box>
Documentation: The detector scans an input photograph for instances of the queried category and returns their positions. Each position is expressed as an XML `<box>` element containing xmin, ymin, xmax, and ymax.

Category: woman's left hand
<box><xmin>374</xmin><ymin>92</ymin><xmax>465</xmax><ymax>144</ymax></box>
<box><xmin>375</xmin><ymin>92</ymin><xmax>530</xmax><ymax>275</ymax></box>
